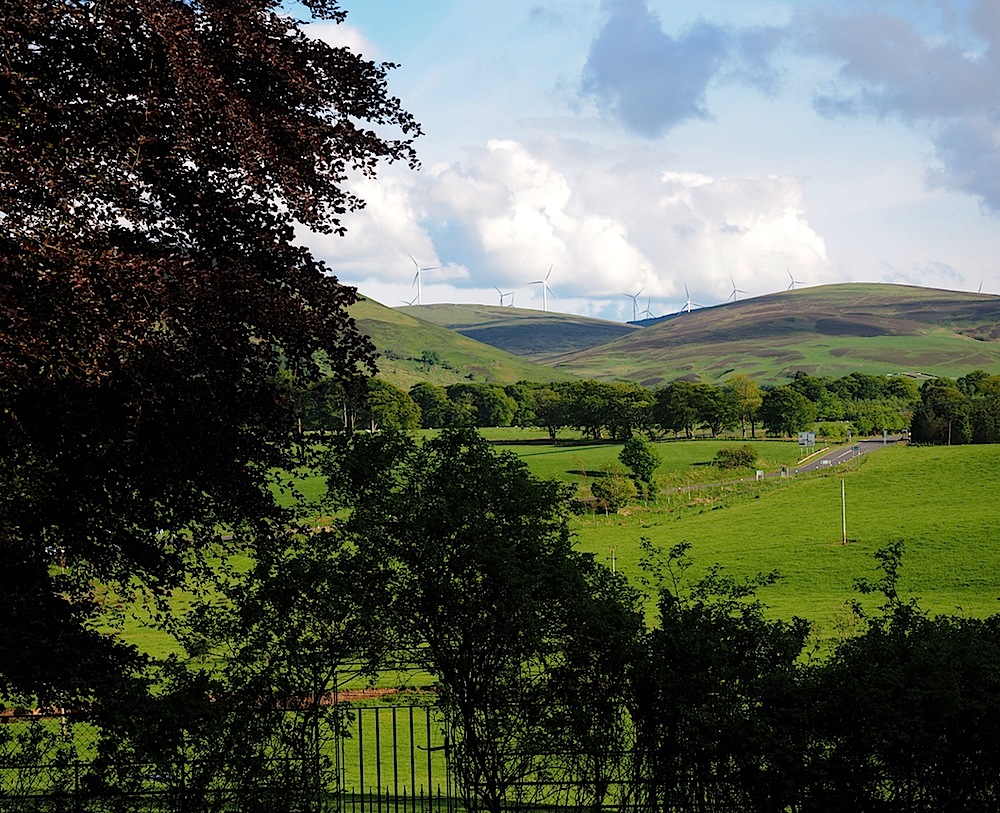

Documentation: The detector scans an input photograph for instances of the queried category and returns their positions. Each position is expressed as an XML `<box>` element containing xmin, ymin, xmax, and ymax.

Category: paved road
<box><xmin>793</xmin><ymin>435</ymin><xmax>903</xmax><ymax>474</ymax></box>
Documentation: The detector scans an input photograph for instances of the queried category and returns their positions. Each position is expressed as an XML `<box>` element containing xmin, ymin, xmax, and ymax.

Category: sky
<box><xmin>301</xmin><ymin>0</ymin><xmax>1000</xmax><ymax>323</ymax></box>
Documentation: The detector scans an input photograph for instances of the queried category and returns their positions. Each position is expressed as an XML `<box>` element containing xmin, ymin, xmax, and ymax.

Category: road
<box><xmin>793</xmin><ymin>435</ymin><xmax>903</xmax><ymax>474</ymax></box>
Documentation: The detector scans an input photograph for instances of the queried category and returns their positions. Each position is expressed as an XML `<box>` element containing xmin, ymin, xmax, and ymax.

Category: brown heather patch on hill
<box><xmin>545</xmin><ymin>283</ymin><xmax>1000</xmax><ymax>386</ymax></box>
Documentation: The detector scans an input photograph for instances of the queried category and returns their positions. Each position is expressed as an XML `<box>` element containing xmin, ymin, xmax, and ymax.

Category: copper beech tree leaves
<box><xmin>0</xmin><ymin>0</ymin><xmax>419</xmax><ymax>699</ymax></box>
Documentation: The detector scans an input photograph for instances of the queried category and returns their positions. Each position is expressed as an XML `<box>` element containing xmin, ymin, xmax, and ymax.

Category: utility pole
<box><xmin>841</xmin><ymin>478</ymin><xmax>847</xmax><ymax>545</ymax></box>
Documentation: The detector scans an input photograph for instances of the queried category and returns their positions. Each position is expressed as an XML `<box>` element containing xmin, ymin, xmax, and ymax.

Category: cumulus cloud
<box><xmin>802</xmin><ymin>1</ymin><xmax>1000</xmax><ymax>213</ymax></box>
<box><xmin>305</xmin><ymin>138</ymin><xmax>833</xmax><ymax>316</ymax></box>
<box><xmin>580</xmin><ymin>0</ymin><xmax>783</xmax><ymax>137</ymax></box>
<box><xmin>397</xmin><ymin>141</ymin><xmax>830</xmax><ymax>309</ymax></box>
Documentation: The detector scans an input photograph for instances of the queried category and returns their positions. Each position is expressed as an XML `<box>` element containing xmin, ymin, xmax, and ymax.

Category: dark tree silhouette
<box><xmin>0</xmin><ymin>0</ymin><xmax>418</xmax><ymax>700</ymax></box>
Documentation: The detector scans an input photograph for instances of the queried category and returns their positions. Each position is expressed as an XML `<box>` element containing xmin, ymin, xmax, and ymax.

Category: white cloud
<box><xmin>309</xmin><ymin>137</ymin><xmax>833</xmax><ymax>317</ymax></box>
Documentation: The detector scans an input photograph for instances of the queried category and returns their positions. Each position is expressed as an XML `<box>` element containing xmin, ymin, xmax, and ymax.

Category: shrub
<box><xmin>591</xmin><ymin>462</ymin><xmax>638</xmax><ymax>511</ymax></box>
<box><xmin>714</xmin><ymin>444</ymin><xmax>758</xmax><ymax>470</ymax></box>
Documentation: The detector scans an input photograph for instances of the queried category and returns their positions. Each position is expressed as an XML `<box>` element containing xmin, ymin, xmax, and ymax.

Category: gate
<box><xmin>336</xmin><ymin>704</ymin><xmax>454</xmax><ymax>813</ymax></box>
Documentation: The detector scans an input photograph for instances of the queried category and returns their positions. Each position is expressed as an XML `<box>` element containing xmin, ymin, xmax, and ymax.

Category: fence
<box><xmin>1</xmin><ymin>701</ymin><xmax>634</xmax><ymax>813</ymax></box>
<box><xmin>0</xmin><ymin>702</ymin><xmax>457</xmax><ymax>813</ymax></box>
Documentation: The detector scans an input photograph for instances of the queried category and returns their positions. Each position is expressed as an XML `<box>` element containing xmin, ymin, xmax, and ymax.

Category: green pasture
<box><xmin>567</xmin><ymin>444</ymin><xmax>1000</xmax><ymax>638</ymax></box>
<box><xmin>488</xmin><ymin>434</ymin><xmax>806</xmax><ymax>489</ymax></box>
<box><xmin>115</xmin><ymin>435</ymin><xmax>1000</xmax><ymax>660</ymax></box>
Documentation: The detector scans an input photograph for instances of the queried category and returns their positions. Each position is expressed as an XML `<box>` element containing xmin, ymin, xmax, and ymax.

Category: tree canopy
<box><xmin>0</xmin><ymin>0</ymin><xmax>418</xmax><ymax>700</ymax></box>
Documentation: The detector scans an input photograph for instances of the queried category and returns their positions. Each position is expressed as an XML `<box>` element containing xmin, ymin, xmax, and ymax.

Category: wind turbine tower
<box><xmin>623</xmin><ymin>287</ymin><xmax>643</xmax><ymax>321</ymax></box>
<box><xmin>408</xmin><ymin>253</ymin><xmax>438</xmax><ymax>305</ymax></box>
<box><xmin>729</xmin><ymin>277</ymin><xmax>746</xmax><ymax>302</ymax></box>
<box><xmin>679</xmin><ymin>284</ymin><xmax>702</xmax><ymax>313</ymax></box>
<box><xmin>529</xmin><ymin>265</ymin><xmax>555</xmax><ymax>312</ymax></box>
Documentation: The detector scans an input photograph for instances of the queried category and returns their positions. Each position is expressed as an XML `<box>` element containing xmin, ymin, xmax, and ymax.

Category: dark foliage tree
<box><xmin>0</xmin><ymin>0</ymin><xmax>417</xmax><ymax>701</ymax></box>
<box><xmin>630</xmin><ymin>542</ymin><xmax>811</xmax><ymax>813</ymax></box>
<box><xmin>759</xmin><ymin>386</ymin><xmax>817</xmax><ymax>437</ymax></box>
<box><xmin>910</xmin><ymin>380</ymin><xmax>971</xmax><ymax>444</ymax></box>
<box><xmin>328</xmin><ymin>430</ymin><xmax>642</xmax><ymax>813</ymax></box>
<box><xmin>619</xmin><ymin>438</ymin><xmax>660</xmax><ymax>485</ymax></box>
<box><xmin>534</xmin><ymin>387</ymin><xmax>568</xmax><ymax>440</ymax></box>
<box><xmin>804</xmin><ymin>542</ymin><xmax>1000</xmax><ymax>810</ymax></box>
<box><xmin>409</xmin><ymin>381</ymin><xmax>452</xmax><ymax>428</ymax></box>
<box><xmin>692</xmin><ymin>382</ymin><xmax>737</xmax><ymax>438</ymax></box>
<box><xmin>360</xmin><ymin>378</ymin><xmax>421</xmax><ymax>431</ymax></box>
<box><xmin>653</xmin><ymin>381</ymin><xmax>700</xmax><ymax>439</ymax></box>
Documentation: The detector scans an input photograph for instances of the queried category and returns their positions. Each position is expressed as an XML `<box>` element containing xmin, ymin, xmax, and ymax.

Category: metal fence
<box><xmin>0</xmin><ymin>703</ymin><xmax>456</xmax><ymax>813</ymax></box>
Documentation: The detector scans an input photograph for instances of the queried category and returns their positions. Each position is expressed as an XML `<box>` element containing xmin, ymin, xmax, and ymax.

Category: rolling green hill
<box><xmin>547</xmin><ymin>283</ymin><xmax>1000</xmax><ymax>386</ymax></box>
<box><xmin>349</xmin><ymin>297</ymin><xmax>578</xmax><ymax>390</ymax></box>
<box><xmin>398</xmin><ymin>303</ymin><xmax>640</xmax><ymax>360</ymax></box>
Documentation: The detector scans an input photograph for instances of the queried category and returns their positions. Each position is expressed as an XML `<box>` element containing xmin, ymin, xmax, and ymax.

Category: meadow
<box><xmin>120</xmin><ymin>432</ymin><xmax>1000</xmax><ymax>658</ymax></box>
<box><xmin>546</xmin><ymin>441</ymin><xmax>1000</xmax><ymax>639</ymax></box>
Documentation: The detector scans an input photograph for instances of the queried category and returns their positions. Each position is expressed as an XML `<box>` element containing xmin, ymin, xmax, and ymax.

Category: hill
<box><xmin>547</xmin><ymin>283</ymin><xmax>1000</xmax><ymax>386</ymax></box>
<box><xmin>397</xmin><ymin>303</ymin><xmax>640</xmax><ymax>360</ymax></box>
<box><xmin>349</xmin><ymin>297</ymin><xmax>577</xmax><ymax>390</ymax></box>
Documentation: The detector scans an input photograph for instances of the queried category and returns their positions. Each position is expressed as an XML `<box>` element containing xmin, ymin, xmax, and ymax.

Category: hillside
<box><xmin>397</xmin><ymin>303</ymin><xmax>639</xmax><ymax>360</ymax></box>
<box><xmin>546</xmin><ymin>283</ymin><xmax>1000</xmax><ymax>386</ymax></box>
<box><xmin>349</xmin><ymin>297</ymin><xmax>577</xmax><ymax>390</ymax></box>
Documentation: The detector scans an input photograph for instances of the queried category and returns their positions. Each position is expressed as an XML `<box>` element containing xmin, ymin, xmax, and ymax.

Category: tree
<box><xmin>653</xmin><ymin>381</ymin><xmax>700</xmax><ymax>438</ymax></box>
<box><xmin>409</xmin><ymin>382</ymin><xmax>451</xmax><ymax>428</ymax></box>
<box><xmin>759</xmin><ymin>387</ymin><xmax>817</xmax><ymax>437</ymax></box>
<box><xmin>630</xmin><ymin>542</ymin><xmax>810</xmax><ymax>813</ymax></box>
<box><xmin>591</xmin><ymin>462</ymin><xmax>638</xmax><ymax>512</ymax></box>
<box><xmin>360</xmin><ymin>378</ymin><xmax>421</xmax><ymax>431</ymax></box>
<box><xmin>911</xmin><ymin>380</ymin><xmax>971</xmax><ymax>444</ymax></box>
<box><xmin>725</xmin><ymin>374</ymin><xmax>763</xmax><ymax>438</ymax></box>
<box><xmin>534</xmin><ymin>387</ymin><xmax>567</xmax><ymax>441</ymax></box>
<box><xmin>806</xmin><ymin>543</ymin><xmax>1000</xmax><ymax>809</ymax></box>
<box><xmin>713</xmin><ymin>444</ymin><xmax>758</xmax><ymax>470</ymax></box>
<box><xmin>620</xmin><ymin>438</ymin><xmax>661</xmax><ymax>485</ymax></box>
<box><xmin>692</xmin><ymin>383</ymin><xmax>736</xmax><ymax>438</ymax></box>
<box><xmin>562</xmin><ymin>380</ymin><xmax>616</xmax><ymax>440</ymax></box>
<box><xmin>329</xmin><ymin>430</ymin><xmax>641</xmax><ymax>813</ymax></box>
<box><xmin>447</xmin><ymin>383</ymin><xmax>518</xmax><ymax>428</ymax></box>
<box><xmin>0</xmin><ymin>0</ymin><xmax>417</xmax><ymax>702</ymax></box>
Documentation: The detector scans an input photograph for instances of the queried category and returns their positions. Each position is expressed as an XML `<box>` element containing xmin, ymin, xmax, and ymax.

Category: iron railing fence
<box><xmin>1</xmin><ymin>702</ymin><xmax>640</xmax><ymax>813</ymax></box>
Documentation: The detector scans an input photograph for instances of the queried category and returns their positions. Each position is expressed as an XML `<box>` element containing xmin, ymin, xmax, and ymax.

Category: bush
<box><xmin>714</xmin><ymin>444</ymin><xmax>758</xmax><ymax>470</ymax></box>
<box><xmin>591</xmin><ymin>462</ymin><xmax>638</xmax><ymax>511</ymax></box>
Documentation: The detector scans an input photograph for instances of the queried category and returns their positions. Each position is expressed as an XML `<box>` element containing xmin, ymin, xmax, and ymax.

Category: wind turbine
<box><xmin>679</xmin><ymin>284</ymin><xmax>702</xmax><ymax>314</ymax></box>
<box><xmin>729</xmin><ymin>277</ymin><xmax>747</xmax><ymax>302</ymax></box>
<box><xmin>528</xmin><ymin>265</ymin><xmax>555</xmax><ymax>312</ymax></box>
<box><xmin>399</xmin><ymin>294</ymin><xmax>418</xmax><ymax>306</ymax></box>
<box><xmin>623</xmin><ymin>287</ymin><xmax>643</xmax><ymax>321</ymax></box>
<box><xmin>786</xmin><ymin>268</ymin><xmax>804</xmax><ymax>291</ymax></box>
<box><xmin>408</xmin><ymin>253</ymin><xmax>438</xmax><ymax>305</ymax></box>
<box><xmin>493</xmin><ymin>285</ymin><xmax>514</xmax><ymax>307</ymax></box>
<box><xmin>640</xmin><ymin>298</ymin><xmax>655</xmax><ymax>320</ymax></box>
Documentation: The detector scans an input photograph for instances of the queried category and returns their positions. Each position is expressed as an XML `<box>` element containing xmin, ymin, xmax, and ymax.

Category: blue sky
<box><xmin>303</xmin><ymin>0</ymin><xmax>1000</xmax><ymax>322</ymax></box>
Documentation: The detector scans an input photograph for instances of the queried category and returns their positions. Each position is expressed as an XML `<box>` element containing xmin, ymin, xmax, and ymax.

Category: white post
<box><xmin>841</xmin><ymin>478</ymin><xmax>847</xmax><ymax>545</ymax></box>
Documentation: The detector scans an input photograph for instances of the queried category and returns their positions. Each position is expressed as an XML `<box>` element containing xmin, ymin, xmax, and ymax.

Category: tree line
<box><xmin>298</xmin><ymin>370</ymin><xmax>938</xmax><ymax>441</ymax></box>
<box><xmin>303</xmin><ymin>368</ymin><xmax>1000</xmax><ymax>446</ymax></box>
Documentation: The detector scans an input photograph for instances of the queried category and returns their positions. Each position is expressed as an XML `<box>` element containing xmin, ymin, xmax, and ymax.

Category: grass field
<box><xmin>562</xmin><ymin>444</ymin><xmax>1000</xmax><ymax>639</ymax></box>
<box><xmin>118</xmin><ymin>434</ymin><xmax>1000</xmax><ymax>658</ymax></box>
<box><xmin>488</xmin><ymin>434</ymin><xmax>806</xmax><ymax>489</ymax></box>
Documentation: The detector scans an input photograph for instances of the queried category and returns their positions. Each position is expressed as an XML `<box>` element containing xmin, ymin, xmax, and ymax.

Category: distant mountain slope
<box><xmin>546</xmin><ymin>283</ymin><xmax>1000</xmax><ymax>386</ymax></box>
<box><xmin>349</xmin><ymin>297</ymin><xmax>577</xmax><ymax>390</ymax></box>
<box><xmin>397</xmin><ymin>303</ymin><xmax>640</xmax><ymax>360</ymax></box>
